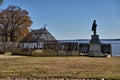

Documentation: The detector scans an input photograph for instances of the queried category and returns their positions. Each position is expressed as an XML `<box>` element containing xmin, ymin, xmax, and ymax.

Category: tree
<box><xmin>0</xmin><ymin>5</ymin><xmax>33</xmax><ymax>42</ymax></box>
<box><xmin>0</xmin><ymin>0</ymin><xmax>3</xmax><ymax>5</ymax></box>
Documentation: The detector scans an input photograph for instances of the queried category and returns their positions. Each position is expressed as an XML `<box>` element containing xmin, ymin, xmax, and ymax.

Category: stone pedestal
<box><xmin>88</xmin><ymin>35</ymin><xmax>105</xmax><ymax>57</ymax></box>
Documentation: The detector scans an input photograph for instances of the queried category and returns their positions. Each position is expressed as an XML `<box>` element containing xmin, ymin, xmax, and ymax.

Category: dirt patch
<box><xmin>0</xmin><ymin>77</ymin><xmax>104</xmax><ymax>80</ymax></box>
<box><xmin>0</xmin><ymin>54</ymin><xmax>23</xmax><ymax>58</ymax></box>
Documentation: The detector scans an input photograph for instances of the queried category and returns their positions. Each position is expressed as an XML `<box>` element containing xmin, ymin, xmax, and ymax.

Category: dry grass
<box><xmin>0</xmin><ymin>56</ymin><xmax>120</xmax><ymax>79</ymax></box>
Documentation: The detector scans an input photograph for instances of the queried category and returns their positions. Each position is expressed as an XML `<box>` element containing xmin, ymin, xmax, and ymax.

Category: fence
<box><xmin>0</xmin><ymin>41</ymin><xmax>112</xmax><ymax>56</ymax></box>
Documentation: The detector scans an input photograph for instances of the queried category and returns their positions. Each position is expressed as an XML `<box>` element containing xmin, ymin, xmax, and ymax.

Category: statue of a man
<box><xmin>92</xmin><ymin>20</ymin><xmax>97</xmax><ymax>35</ymax></box>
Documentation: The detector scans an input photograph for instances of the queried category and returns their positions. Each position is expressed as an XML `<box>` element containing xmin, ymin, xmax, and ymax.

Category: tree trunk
<box><xmin>10</xmin><ymin>33</ymin><xmax>14</xmax><ymax>42</ymax></box>
<box><xmin>5</xmin><ymin>35</ymin><xmax>8</xmax><ymax>42</ymax></box>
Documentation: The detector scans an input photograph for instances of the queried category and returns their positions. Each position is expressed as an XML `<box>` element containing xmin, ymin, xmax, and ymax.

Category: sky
<box><xmin>1</xmin><ymin>0</ymin><xmax>120</xmax><ymax>40</ymax></box>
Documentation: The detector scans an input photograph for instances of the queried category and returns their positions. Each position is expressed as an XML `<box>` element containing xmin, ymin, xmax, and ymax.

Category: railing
<box><xmin>0</xmin><ymin>41</ymin><xmax>112</xmax><ymax>56</ymax></box>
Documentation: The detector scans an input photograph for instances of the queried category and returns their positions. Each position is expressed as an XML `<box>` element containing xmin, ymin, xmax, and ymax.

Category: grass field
<box><xmin>0</xmin><ymin>56</ymin><xmax>120</xmax><ymax>79</ymax></box>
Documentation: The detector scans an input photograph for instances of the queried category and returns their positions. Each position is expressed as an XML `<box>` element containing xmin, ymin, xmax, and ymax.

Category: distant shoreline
<box><xmin>58</xmin><ymin>39</ymin><xmax>120</xmax><ymax>41</ymax></box>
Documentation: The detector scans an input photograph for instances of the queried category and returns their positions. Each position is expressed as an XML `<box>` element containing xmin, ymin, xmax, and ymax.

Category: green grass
<box><xmin>0</xmin><ymin>56</ymin><xmax>120</xmax><ymax>79</ymax></box>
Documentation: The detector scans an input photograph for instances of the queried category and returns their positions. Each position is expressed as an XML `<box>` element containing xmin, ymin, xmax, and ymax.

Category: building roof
<box><xmin>21</xmin><ymin>27</ymin><xmax>56</xmax><ymax>42</ymax></box>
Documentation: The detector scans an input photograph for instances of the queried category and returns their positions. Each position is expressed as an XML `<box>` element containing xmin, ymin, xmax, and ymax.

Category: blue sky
<box><xmin>1</xmin><ymin>0</ymin><xmax>120</xmax><ymax>40</ymax></box>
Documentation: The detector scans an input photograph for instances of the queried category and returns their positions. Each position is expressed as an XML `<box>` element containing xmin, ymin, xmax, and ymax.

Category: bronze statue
<box><xmin>92</xmin><ymin>20</ymin><xmax>97</xmax><ymax>35</ymax></box>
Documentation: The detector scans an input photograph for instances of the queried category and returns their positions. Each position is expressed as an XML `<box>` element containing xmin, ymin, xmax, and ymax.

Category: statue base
<box><xmin>88</xmin><ymin>35</ymin><xmax>106</xmax><ymax>57</ymax></box>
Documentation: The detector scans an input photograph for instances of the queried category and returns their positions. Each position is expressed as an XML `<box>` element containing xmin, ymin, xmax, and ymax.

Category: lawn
<box><xmin>0</xmin><ymin>56</ymin><xmax>120</xmax><ymax>79</ymax></box>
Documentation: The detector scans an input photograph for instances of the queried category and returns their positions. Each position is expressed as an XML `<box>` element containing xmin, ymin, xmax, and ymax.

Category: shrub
<box><xmin>12</xmin><ymin>48</ymin><xmax>32</xmax><ymax>56</ymax></box>
<box><xmin>32</xmin><ymin>50</ymin><xmax>58</xmax><ymax>57</ymax></box>
<box><xmin>0</xmin><ymin>50</ymin><xmax>5</xmax><ymax>54</ymax></box>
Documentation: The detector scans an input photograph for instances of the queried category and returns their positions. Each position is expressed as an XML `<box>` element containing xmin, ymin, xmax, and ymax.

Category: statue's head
<box><xmin>94</xmin><ymin>20</ymin><xmax>96</xmax><ymax>23</ymax></box>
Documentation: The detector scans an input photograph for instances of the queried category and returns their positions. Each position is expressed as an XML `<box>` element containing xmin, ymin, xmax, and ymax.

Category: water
<box><xmin>59</xmin><ymin>39</ymin><xmax>120</xmax><ymax>56</ymax></box>
<box><xmin>100</xmin><ymin>40</ymin><xmax>120</xmax><ymax>56</ymax></box>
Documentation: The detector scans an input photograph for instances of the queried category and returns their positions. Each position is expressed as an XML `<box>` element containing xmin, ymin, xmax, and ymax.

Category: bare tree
<box><xmin>0</xmin><ymin>5</ymin><xmax>33</xmax><ymax>42</ymax></box>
